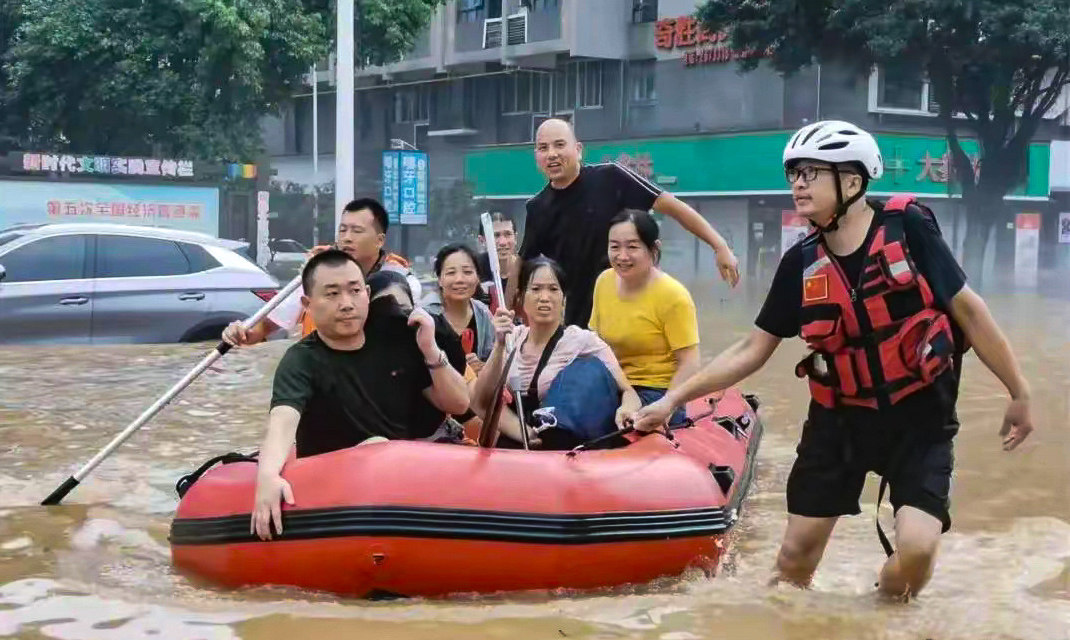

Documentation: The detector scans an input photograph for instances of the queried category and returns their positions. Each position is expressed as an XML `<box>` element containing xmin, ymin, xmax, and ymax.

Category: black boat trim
<box><xmin>171</xmin><ymin>505</ymin><xmax>731</xmax><ymax>545</ymax></box>
<box><xmin>171</xmin><ymin>416</ymin><xmax>764</xmax><ymax>547</ymax></box>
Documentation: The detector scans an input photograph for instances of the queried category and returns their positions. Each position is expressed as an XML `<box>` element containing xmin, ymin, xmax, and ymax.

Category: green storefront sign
<box><xmin>464</xmin><ymin>131</ymin><xmax>1050</xmax><ymax>199</ymax></box>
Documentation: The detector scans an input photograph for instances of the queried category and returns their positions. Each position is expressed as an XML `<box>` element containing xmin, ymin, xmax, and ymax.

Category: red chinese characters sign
<box><xmin>46</xmin><ymin>200</ymin><xmax>203</xmax><ymax>221</ymax></box>
<box><xmin>655</xmin><ymin>16</ymin><xmax>769</xmax><ymax>66</ymax></box>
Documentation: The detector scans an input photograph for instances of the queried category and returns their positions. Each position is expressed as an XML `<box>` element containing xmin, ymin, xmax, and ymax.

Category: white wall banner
<box><xmin>781</xmin><ymin>211</ymin><xmax>810</xmax><ymax>256</ymax></box>
<box><xmin>1014</xmin><ymin>213</ymin><xmax>1040</xmax><ymax>287</ymax></box>
<box><xmin>1058</xmin><ymin>212</ymin><xmax>1070</xmax><ymax>244</ymax></box>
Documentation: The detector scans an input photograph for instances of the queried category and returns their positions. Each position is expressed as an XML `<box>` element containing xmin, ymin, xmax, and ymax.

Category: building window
<box><xmin>394</xmin><ymin>85</ymin><xmax>431</xmax><ymax>123</ymax></box>
<box><xmin>877</xmin><ymin>67</ymin><xmax>923</xmax><ymax>110</ymax></box>
<box><xmin>501</xmin><ymin>72</ymin><xmax>532</xmax><ymax>114</ymax></box>
<box><xmin>869</xmin><ymin>66</ymin><xmax>938</xmax><ymax>115</ymax></box>
<box><xmin>632</xmin><ymin>0</ymin><xmax>658</xmax><ymax>23</ymax></box>
<box><xmin>554</xmin><ymin>65</ymin><xmax>575</xmax><ymax>112</ymax></box>
<box><xmin>524</xmin><ymin>0</ymin><xmax>559</xmax><ymax>10</ymax></box>
<box><xmin>458</xmin><ymin>0</ymin><xmax>484</xmax><ymax>23</ymax></box>
<box><xmin>579</xmin><ymin>61</ymin><xmax>603</xmax><ymax>108</ymax></box>
<box><xmin>554</xmin><ymin>61</ymin><xmax>603</xmax><ymax>112</ymax></box>
<box><xmin>629</xmin><ymin>60</ymin><xmax>657</xmax><ymax>103</ymax></box>
<box><xmin>532</xmin><ymin>72</ymin><xmax>551</xmax><ymax>113</ymax></box>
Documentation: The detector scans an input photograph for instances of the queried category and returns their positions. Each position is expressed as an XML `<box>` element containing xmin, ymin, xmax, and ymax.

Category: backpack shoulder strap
<box><xmin>525</xmin><ymin>324</ymin><xmax>567</xmax><ymax>406</ymax></box>
<box><xmin>798</xmin><ymin>231</ymin><xmax>822</xmax><ymax>273</ymax></box>
<box><xmin>883</xmin><ymin>195</ymin><xmax>944</xmax><ymax>241</ymax></box>
<box><xmin>884</xmin><ymin>194</ymin><xmax>917</xmax><ymax>214</ymax></box>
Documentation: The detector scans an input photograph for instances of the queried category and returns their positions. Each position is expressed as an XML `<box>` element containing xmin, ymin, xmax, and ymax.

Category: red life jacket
<box><xmin>795</xmin><ymin>195</ymin><xmax>958</xmax><ymax>410</ymax></box>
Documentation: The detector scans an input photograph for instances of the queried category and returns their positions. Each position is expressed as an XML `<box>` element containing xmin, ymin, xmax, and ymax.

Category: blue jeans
<box><xmin>633</xmin><ymin>386</ymin><xmax>687</xmax><ymax>426</ymax></box>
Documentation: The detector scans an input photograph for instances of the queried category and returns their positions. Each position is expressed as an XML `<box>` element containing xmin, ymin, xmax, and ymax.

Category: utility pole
<box><xmin>335</xmin><ymin>0</ymin><xmax>355</xmax><ymax>228</ymax></box>
<box><xmin>311</xmin><ymin>64</ymin><xmax>320</xmax><ymax>246</ymax></box>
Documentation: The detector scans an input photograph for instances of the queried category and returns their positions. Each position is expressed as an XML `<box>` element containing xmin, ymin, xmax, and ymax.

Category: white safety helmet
<box><xmin>783</xmin><ymin>120</ymin><xmax>884</xmax><ymax>180</ymax></box>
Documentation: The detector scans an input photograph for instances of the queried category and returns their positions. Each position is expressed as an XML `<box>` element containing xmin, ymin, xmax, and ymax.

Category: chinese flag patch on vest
<box><xmin>803</xmin><ymin>274</ymin><xmax>829</xmax><ymax>302</ymax></box>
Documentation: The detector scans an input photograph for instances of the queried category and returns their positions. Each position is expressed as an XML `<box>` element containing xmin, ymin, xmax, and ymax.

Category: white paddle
<box><xmin>42</xmin><ymin>275</ymin><xmax>304</xmax><ymax>505</ymax></box>
<box><xmin>480</xmin><ymin>212</ymin><xmax>531</xmax><ymax>450</ymax></box>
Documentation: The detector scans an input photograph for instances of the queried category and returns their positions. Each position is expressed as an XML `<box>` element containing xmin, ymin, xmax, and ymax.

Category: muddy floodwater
<box><xmin>0</xmin><ymin>281</ymin><xmax>1066</xmax><ymax>640</ymax></box>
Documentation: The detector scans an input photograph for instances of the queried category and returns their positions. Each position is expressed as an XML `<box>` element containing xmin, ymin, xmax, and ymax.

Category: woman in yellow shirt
<box><xmin>590</xmin><ymin>209</ymin><xmax>700</xmax><ymax>425</ymax></box>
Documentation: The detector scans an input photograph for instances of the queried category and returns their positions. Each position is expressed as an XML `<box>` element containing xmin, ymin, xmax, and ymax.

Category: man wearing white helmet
<box><xmin>630</xmin><ymin>121</ymin><xmax>1034</xmax><ymax>599</ymax></box>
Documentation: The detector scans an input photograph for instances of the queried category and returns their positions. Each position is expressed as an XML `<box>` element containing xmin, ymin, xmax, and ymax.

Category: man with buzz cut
<box><xmin>506</xmin><ymin>118</ymin><xmax>741</xmax><ymax>329</ymax></box>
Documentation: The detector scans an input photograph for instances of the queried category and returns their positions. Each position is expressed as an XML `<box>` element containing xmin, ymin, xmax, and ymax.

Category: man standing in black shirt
<box><xmin>631</xmin><ymin>121</ymin><xmax>1035</xmax><ymax>599</ymax></box>
<box><xmin>250</xmin><ymin>249</ymin><xmax>469</xmax><ymax>541</ymax></box>
<box><xmin>505</xmin><ymin>118</ymin><xmax>740</xmax><ymax>328</ymax></box>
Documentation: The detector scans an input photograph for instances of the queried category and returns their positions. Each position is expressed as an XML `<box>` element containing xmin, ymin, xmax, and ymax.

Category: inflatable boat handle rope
<box><xmin>42</xmin><ymin>274</ymin><xmax>305</xmax><ymax>506</ymax></box>
<box><xmin>567</xmin><ymin>397</ymin><xmax>721</xmax><ymax>456</ymax></box>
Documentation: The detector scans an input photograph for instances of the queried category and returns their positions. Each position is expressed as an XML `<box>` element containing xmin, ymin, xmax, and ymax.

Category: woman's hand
<box><xmin>615</xmin><ymin>389</ymin><xmax>643</xmax><ymax>430</ymax></box>
<box><xmin>715</xmin><ymin>246</ymin><xmax>741</xmax><ymax>287</ymax></box>
<box><xmin>491</xmin><ymin>308</ymin><xmax>516</xmax><ymax>347</ymax></box>
<box><xmin>466</xmin><ymin>352</ymin><xmax>485</xmax><ymax>374</ymax></box>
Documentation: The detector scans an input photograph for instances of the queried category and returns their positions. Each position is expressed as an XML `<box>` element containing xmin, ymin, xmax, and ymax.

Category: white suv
<box><xmin>0</xmin><ymin>223</ymin><xmax>280</xmax><ymax>344</ymax></box>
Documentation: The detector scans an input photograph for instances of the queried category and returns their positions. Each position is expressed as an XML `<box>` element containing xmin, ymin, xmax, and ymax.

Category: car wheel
<box><xmin>181</xmin><ymin>324</ymin><xmax>231</xmax><ymax>343</ymax></box>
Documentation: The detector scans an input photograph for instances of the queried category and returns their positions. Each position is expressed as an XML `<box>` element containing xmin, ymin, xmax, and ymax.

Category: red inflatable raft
<box><xmin>170</xmin><ymin>389</ymin><xmax>762</xmax><ymax>598</ymax></box>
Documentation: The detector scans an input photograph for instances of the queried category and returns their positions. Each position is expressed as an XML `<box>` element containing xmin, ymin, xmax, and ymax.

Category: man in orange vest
<box><xmin>223</xmin><ymin>197</ymin><xmax>421</xmax><ymax>346</ymax></box>
<box><xmin>630</xmin><ymin>121</ymin><xmax>1035</xmax><ymax>599</ymax></box>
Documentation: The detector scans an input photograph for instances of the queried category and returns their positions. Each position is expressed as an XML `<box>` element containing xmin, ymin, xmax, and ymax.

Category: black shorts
<box><xmin>785</xmin><ymin>406</ymin><xmax>955</xmax><ymax>532</ymax></box>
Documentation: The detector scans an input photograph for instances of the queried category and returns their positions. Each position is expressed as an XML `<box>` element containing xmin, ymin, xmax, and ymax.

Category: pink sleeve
<box><xmin>578</xmin><ymin>329</ymin><xmax>624</xmax><ymax>378</ymax></box>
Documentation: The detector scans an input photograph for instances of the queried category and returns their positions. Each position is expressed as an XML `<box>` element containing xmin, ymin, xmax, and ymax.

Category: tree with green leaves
<box><xmin>0</xmin><ymin>0</ymin><xmax>443</xmax><ymax>161</ymax></box>
<box><xmin>697</xmin><ymin>0</ymin><xmax>1070</xmax><ymax>276</ymax></box>
<box><xmin>0</xmin><ymin>0</ymin><xmax>23</xmax><ymax>152</ymax></box>
<box><xmin>428</xmin><ymin>180</ymin><xmax>484</xmax><ymax>244</ymax></box>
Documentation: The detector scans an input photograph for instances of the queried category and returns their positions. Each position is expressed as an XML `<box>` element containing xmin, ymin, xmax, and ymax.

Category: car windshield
<box><xmin>0</xmin><ymin>232</ymin><xmax>24</xmax><ymax>249</ymax></box>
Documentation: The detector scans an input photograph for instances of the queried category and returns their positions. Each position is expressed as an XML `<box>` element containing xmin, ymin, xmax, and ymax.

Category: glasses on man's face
<box><xmin>785</xmin><ymin>165</ymin><xmax>836</xmax><ymax>185</ymax></box>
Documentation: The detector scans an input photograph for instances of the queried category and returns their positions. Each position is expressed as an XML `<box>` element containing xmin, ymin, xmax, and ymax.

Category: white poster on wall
<box><xmin>781</xmin><ymin>211</ymin><xmax>810</xmax><ymax>256</ymax></box>
<box><xmin>1014</xmin><ymin>213</ymin><xmax>1040</xmax><ymax>287</ymax></box>
<box><xmin>1059</xmin><ymin>212</ymin><xmax>1070</xmax><ymax>244</ymax></box>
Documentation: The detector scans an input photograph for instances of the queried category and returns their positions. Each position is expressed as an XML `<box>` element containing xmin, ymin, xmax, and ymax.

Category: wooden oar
<box><xmin>41</xmin><ymin>275</ymin><xmax>304</xmax><ymax>506</ymax></box>
<box><xmin>478</xmin><ymin>345</ymin><xmax>519</xmax><ymax>448</ymax></box>
<box><xmin>480</xmin><ymin>212</ymin><xmax>531</xmax><ymax>450</ymax></box>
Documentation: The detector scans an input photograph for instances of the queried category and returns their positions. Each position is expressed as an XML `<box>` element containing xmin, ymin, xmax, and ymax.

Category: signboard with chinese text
<box><xmin>1059</xmin><ymin>212</ymin><xmax>1070</xmax><ymax>244</ymax></box>
<box><xmin>410</xmin><ymin>152</ymin><xmax>429</xmax><ymax>226</ymax></box>
<box><xmin>654</xmin><ymin>15</ymin><xmax>770</xmax><ymax>66</ymax></box>
<box><xmin>381</xmin><ymin>151</ymin><xmax>400</xmax><ymax>225</ymax></box>
<box><xmin>383</xmin><ymin>150</ymin><xmax>429</xmax><ymax>226</ymax></box>
<box><xmin>0</xmin><ymin>180</ymin><xmax>219</xmax><ymax>236</ymax></box>
<box><xmin>464</xmin><ymin>132</ymin><xmax>1050</xmax><ymax>200</ymax></box>
<box><xmin>16</xmin><ymin>152</ymin><xmax>195</xmax><ymax>179</ymax></box>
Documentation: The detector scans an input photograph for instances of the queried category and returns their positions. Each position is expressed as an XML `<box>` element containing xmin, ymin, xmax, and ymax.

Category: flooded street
<box><xmin>0</xmin><ymin>283</ymin><xmax>1067</xmax><ymax>640</ymax></box>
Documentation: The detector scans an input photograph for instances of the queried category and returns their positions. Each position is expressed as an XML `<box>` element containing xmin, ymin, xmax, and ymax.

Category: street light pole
<box><xmin>311</xmin><ymin>64</ymin><xmax>320</xmax><ymax>246</ymax></box>
<box><xmin>390</xmin><ymin>138</ymin><xmax>418</xmax><ymax>151</ymax></box>
<box><xmin>335</xmin><ymin>0</ymin><xmax>355</xmax><ymax>229</ymax></box>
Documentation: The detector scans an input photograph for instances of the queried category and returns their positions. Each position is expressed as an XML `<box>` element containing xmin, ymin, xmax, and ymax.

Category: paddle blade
<box><xmin>41</xmin><ymin>476</ymin><xmax>80</xmax><ymax>506</ymax></box>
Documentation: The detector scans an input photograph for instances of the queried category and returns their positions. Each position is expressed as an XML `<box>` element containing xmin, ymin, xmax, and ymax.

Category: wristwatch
<box><xmin>426</xmin><ymin>349</ymin><xmax>449</xmax><ymax>370</ymax></box>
